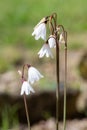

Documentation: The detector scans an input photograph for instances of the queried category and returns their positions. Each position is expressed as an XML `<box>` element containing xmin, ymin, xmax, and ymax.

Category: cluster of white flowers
<box><xmin>19</xmin><ymin>66</ymin><xmax>43</xmax><ymax>95</ymax></box>
<box><xmin>19</xmin><ymin>15</ymin><xmax>65</xmax><ymax>97</ymax></box>
<box><xmin>32</xmin><ymin>17</ymin><xmax>65</xmax><ymax>58</ymax></box>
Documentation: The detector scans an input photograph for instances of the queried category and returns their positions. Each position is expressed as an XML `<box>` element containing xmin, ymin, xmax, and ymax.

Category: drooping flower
<box><xmin>38</xmin><ymin>43</ymin><xmax>53</xmax><ymax>58</ymax></box>
<box><xmin>32</xmin><ymin>18</ymin><xmax>47</xmax><ymax>40</ymax></box>
<box><xmin>28</xmin><ymin>66</ymin><xmax>44</xmax><ymax>84</ymax></box>
<box><xmin>59</xmin><ymin>33</ymin><xmax>65</xmax><ymax>44</ymax></box>
<box><xmin>20</xmin><ymin>81</ymin><xmax>35</xmax><ymax>95</ymax></box>
<box><xmin>48</xmin><ymin>35</ymin><xmax>56</xmax><ymax>48</ymax></box>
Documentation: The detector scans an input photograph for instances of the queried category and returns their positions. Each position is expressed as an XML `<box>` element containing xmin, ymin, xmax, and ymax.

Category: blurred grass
<box><xmin>0</xmin><ymin>0</ymin><xmax>87</xmax><ymax>73</ymax></box>
<box><xmin>1</xmin><ymin>105</ymin><xmax>19</xmax><ymax>130</ymax></box>
<box><xmin>0</xmin><ymin>0</ymin><xmax>87</xmax><ymax>48</ymax></box>
<box><xmin>0</xmin><ymin>46</ymin><xmax>24</xmax><ymax>73</ymax></box>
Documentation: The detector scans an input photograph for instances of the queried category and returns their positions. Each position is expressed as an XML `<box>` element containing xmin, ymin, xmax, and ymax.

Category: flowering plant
<box><xmin>32</xmin><ymin>13</ymin><xmax>67</xmax><ymax>130</ymax></box>
<box><xmin>18</xmin><ymin>13</ymin><xmax>67</xmax><ymax>130</ymax></box>
<box><xmin>18</xmin><ymin>64</ymin><xmax>43</xmax><ymax>130</ymax></box>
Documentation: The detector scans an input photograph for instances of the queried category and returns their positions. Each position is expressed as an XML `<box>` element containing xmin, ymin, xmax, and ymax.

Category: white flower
<box><xmin>32</xmin><ymin>23</ymin><xmax>46</xmax><ymax>40</ymax></box>
<box><xmin>20</xmin><ymin>81</ymin><xmax>35</xmax><ymax>95</ymax></box>
<box><xmin>59</xmin><ymin>33</ymin><xmax>65</xmax><ymax>44</ymax></box>
<box><xmin>48</xmin><ymin>35</ymin><xmax>56</xmax><ymax>48</ymax></box>
<box><xmin>28</xmin><ymin>67</ymin><xmax>44</xmax><ymax>84</ymax></box>
<box><xmin>32</xmin><ymin>17</ymin><xmax>47</xmax><ymax>41</ymax></box>
<box><xmin>38</xmin><ymin>44</ymin><xmax>53</xmax><ymax>58</ymax></box>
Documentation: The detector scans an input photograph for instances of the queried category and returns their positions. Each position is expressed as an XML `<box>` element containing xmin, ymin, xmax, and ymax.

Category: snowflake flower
<box><xmin>28</xmin><ymin>66</ymin><xmax>44</xmax><ymax>84</ymax></box>
<box><xmin>20</xmin><ymin>81</ymin><xmax>35</xmax><ymax>95</ymax></box>
<box><xmin>48</xmin><ymin>35</ymin><xmax>56</xmax><ymax>48</ymax></box>
<box><xmin>32</xmin><ymin>18</ymin><xmax>47</xmax><ymax>40</ymax></box>
<box><xmin>38</xmin><ymin>44</ymin><xmax>53</xmax><ymax>58</ymax></box>
<box><xmin>59</xmin><ymin>33</ymin><xmax>65</xmax><ymax>44</ymax></box>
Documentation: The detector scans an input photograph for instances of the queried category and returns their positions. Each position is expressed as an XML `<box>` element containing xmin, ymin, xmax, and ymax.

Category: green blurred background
<box><xmin>0</xmin><ymin>0</ymin><xmax>87</xmax><ymax>73</ymax></box>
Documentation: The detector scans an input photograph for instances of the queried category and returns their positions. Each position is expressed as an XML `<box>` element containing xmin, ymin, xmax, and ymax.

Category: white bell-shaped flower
<box><xmin>48</xmin><ymin>35</ymin><xmax>56</xmax><ymax>48</ymax></box>
<box><xmin>20</xmin><ymin>81</ymin><xmax>35</xmax><ymax>95</ymax></box>
<box><xmin>32</xmin><ymin>23</ymin><xmax>46</xmax><ymax>40</ymax></box>
<box><xmin>32</xmin><ymin>17</ymin><xmax>47</xmax><ymax>41</ymax></box>
<box><xmin>38</xmin><ymin>44</ymin><xmax>53</xmax><ymax>58</ymax></box>
<box><xmin>28</xmin><ymin>67</ymin><xmax>44</xmax><ymax>84</ymax></box>
<box><xmin>59</xmin><ymin>33</ymin><xmax>65</xmax><ymax>44</ymax></box>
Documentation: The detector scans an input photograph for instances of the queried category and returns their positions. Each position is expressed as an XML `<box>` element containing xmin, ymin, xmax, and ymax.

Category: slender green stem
<box><xmin>52</xmin><ymin>13</ymin><xmax>57</xmax><ymax>28</ymax></box>
<box><xmin>56</xmin><ymin>34</ymin><xmax>60</xmax><ymax>130</ymax></box>
<box><xmin>23</xmin><ymin>93</ymin><xmax>31</xmax><ymax>130</ymax></box>
<box><xmin>49</xmin><ymin>21</ymin><xmax>54</xmax><ymax>35</ymax></box>
<box><xmin>58</xmin><ymin>25</ymin><xmax>65</xmax><ymax>32</ymax></box>
<box><xmin>63</xmin><ymin>31</ymin><xmax>67</xmax><ymax>130</ymax></box>
<box><xmin>52</xmin><ymin>13</ymin><xmax>59</xmax><ymax>130</ymax></box>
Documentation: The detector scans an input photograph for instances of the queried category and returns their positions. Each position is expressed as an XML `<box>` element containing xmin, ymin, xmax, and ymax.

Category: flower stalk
<box><xmin>63</xmin><ymin>31</ymin><xmax>67</xmax><ymax>130</ymax></box>
<box><xmin>55</xmin><ymin>34</ymin><xmax>60</xmax><ymax>130</ymax></box>
<box><xmin>23</xmin><ymin>93</ymin><xmax>31</xmax><ymax>130</ymax></box>
<box><xmin>52</xmin><ymin>13</ymin><xmax>60</xmax><ymax>130</ymax></box>
<box><xmin>22</xmin><ymin>65</ymin><xmax>31</xmax><ymax>130</ymax></box>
